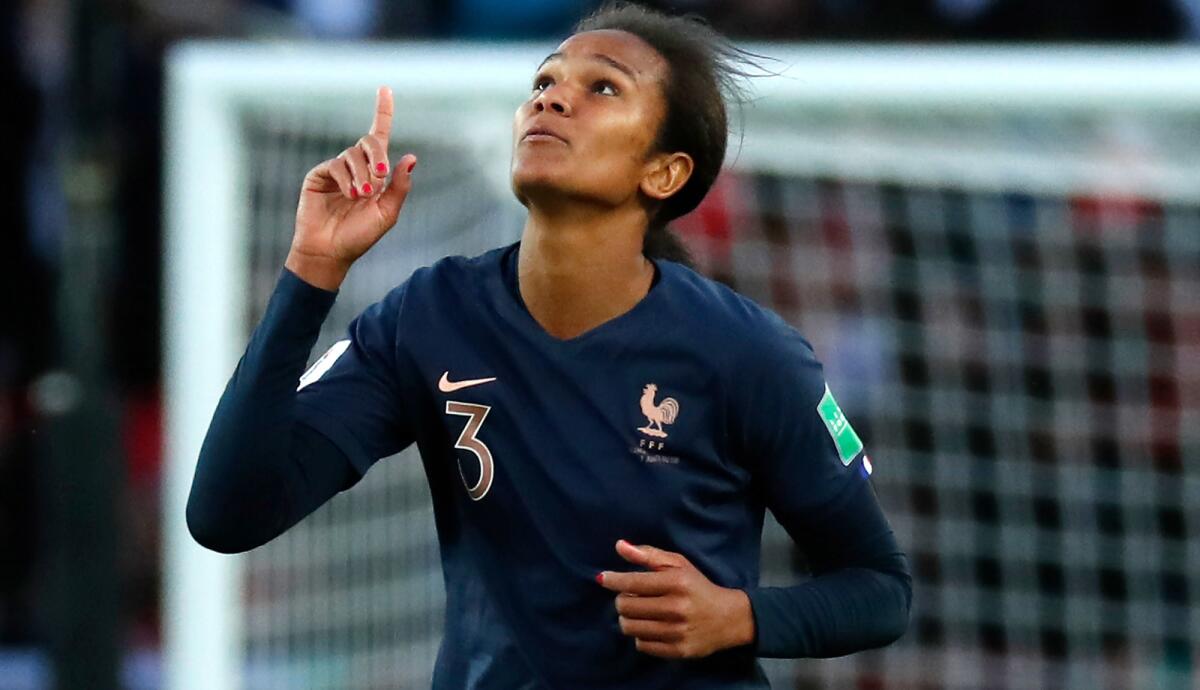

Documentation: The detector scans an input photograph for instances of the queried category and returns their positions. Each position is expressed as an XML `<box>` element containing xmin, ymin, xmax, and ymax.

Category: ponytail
<box><xmin>643</xmin><ymin>223</ymin><xmax>695</xmax><ymax>269</ymax></box>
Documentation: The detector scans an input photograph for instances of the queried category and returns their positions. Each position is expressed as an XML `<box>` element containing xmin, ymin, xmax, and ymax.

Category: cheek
<box><xmin>585</xmin><ymin>112</ymin><xmax>655</xmax><ymax>170</ymax></box>
<box><xmin>509</xmin><ymin>105</ymin><xmax>656</xmax><ymax>192</ymax></box>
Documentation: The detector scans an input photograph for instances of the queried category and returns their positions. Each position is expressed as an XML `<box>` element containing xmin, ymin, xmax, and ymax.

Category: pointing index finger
<box><xmin>370</xmin><ymin>85</ymin><xmax>394</xmax><ymax>141</ymax></box>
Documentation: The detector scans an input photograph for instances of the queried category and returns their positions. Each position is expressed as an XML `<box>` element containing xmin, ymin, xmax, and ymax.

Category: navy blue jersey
<box><xmin>280</xmin><ymin>241</ymin><xmax>902</xmax><ymax>688</ymax></box>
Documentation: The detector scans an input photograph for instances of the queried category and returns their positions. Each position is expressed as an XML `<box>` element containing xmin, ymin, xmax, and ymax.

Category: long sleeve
<box><xmin>743</xmin><ymin>478</ymin><xmax>911</xmax><ymax>658</ymax></box>
<box><xmin>186</xmin><ymin>268</ymin><xmax>415</xmax><ymax>554</ymax></box>
<box><xmin>732</xmin><ymin>320</ymin><xmax>912</xmax><ymax>658</ymax></box>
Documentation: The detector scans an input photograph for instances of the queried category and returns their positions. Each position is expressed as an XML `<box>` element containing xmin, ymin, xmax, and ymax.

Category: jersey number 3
<box><xmin>445</xmin><ymin>401</ymin><xmax>494</xmax><ymax>501</ymax></box>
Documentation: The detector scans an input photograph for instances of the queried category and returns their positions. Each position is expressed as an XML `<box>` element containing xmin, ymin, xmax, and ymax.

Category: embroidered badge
<box><xmin>817</xmin><ymin>383</ymin><xmax>863</xmax><ymax>465</ymax></box>
<box><xmin>637</xmin><ymin>383</ymin><xmax>678</xmax><ymax>439</ymax></box>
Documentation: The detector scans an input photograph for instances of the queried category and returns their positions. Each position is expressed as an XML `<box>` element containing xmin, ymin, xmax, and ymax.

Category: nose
<box><xmin>533</xmin><ymin>87</ymin><xmax>570</xmax><ymax>116</ymax></box>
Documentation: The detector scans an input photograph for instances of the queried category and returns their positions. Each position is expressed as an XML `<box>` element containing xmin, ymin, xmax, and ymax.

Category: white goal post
<box><xmin>164</xmin><ymin>42</ymin><xmax>1200</xmax><ymax>690</ymax></box>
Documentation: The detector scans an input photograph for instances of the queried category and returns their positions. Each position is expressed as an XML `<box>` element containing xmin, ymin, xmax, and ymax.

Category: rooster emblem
<box><xmin>637</xmin><ymin>383</ymin><xmax>679</xmax><ymax>438</ymax></box>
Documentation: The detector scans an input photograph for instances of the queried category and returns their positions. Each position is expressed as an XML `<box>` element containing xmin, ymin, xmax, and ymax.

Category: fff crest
<box><xmin>637</xmin><ymin>383</ymin><xmax>679</xmax><ymax>439</ymax></box>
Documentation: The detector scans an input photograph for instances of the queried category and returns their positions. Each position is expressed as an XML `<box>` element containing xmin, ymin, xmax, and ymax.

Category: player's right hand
<box><xmin>287</xmin><ymin>85</ymin><xmax>417</xmax><ymax>290</ymax></box>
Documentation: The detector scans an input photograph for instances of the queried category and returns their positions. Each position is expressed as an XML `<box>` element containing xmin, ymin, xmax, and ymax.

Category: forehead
<box><xmin>550</xmin><ymin>29</ymin><xmax>667</xmax><ymax>79</ymax></box>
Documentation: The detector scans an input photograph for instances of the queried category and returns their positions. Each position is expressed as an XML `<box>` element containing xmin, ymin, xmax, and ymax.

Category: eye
<box><xmin>532</xmin><ymin>76</ymin><xmax>553</xmax><ymax>93</ymax></box>
<box><xmin>593</xmin><ymin>80</ymin><xmax>618</xmax><ymax>96</ymax></box>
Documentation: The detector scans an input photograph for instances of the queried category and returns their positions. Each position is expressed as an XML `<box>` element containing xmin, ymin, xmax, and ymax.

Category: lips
<box><xmin>522</xmin><ymin>124</ymin><xmax>568</xmax><ymax>144</ymax></box>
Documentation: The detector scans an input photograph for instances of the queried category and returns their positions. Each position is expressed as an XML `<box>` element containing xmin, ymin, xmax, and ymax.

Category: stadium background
<box><xmin>3</xmin><ymin>1</ymin><xmax>1198</xmax><ymax>689</ymax></box>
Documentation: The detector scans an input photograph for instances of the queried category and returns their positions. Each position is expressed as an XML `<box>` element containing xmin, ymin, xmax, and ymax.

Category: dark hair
<box><xmin>574</xmin><ymin>2</ymin><xmax>760</xmax><ymax>268</ymax></box>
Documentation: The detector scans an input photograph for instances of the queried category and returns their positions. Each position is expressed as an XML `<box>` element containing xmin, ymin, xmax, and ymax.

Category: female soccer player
<box><xmin>187</xmin><ymin>3</ymin><xmax>911</xmax><ymax>687</ymax></box>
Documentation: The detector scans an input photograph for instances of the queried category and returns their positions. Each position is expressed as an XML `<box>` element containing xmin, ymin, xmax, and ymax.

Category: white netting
<box><xmin>675</xmin><ymin>174</ymin><xmax>1199</xmax><ymax>689</ymax></box>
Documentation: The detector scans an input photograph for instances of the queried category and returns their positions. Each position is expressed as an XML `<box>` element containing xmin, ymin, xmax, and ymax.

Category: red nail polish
<box><xmin>595</xmin><ymin>573</ymin><xmax>604</xmax><ymax>585</ymax></box>
<box><xmin>407</xmin><ymin>160</ymin><xmax>416</xmax><ymax>173</ymax></box>
<box><xmin>362</xmin><ymin>182</ymin><xmax>373</xmax><ymax>195</ymax></box>
<box><xmin>376</xmin><ymin>162</ymin><xmax>387</xmax><ymax>174</ymax></box>
<box><xmin>350</xmin><ymin>186</ymin><xmax>359</xmax><ymax>199</ymax></box>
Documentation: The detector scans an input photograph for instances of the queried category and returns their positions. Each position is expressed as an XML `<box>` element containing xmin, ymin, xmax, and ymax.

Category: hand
<box><xmin>598</xmin><ymin>539</ymin><xmax>755</xmax><ymax>659</ymax></box>
<box><xmin>288</xmin><ymin>85</ymin><xmax>418</xmax><ymax>290</ymax></box>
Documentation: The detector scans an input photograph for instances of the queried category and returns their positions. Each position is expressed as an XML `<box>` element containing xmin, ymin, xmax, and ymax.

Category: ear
<box><xmin>640</xmin><ymin>152</ymin><xmax>694</xmax><ymax>202</ymax></box>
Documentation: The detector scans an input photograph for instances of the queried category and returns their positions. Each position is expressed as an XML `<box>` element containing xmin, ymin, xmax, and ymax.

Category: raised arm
<box><xmin>185</xmin><ymin>87</ymin><xmax>419</xmax><ymax>553</ymax></box>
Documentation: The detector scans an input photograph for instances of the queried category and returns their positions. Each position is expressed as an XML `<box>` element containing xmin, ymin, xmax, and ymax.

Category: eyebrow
<box><xmin>537</xmin><ymin>52</ymin><xmax>639</xmax><ymax>82</ymax></box>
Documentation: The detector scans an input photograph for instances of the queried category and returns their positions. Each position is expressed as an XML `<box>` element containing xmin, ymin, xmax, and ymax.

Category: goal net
<box><xmin>165</xmin><ymin>43</ymin><xmax>1200</xmax><ymax>690</ymax></box>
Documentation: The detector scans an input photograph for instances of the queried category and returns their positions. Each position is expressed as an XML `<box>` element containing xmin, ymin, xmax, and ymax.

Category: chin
<box><xmin>512</xmin><ymin>178</ymin><xmax>563</xmax><ymax>209</ymax></box>
<box><xmin>511</xmin><ymin>159</ymin><xmax>568</xmax><ymax>202</ymax></box>
<box><xmin>509</xmin><ymin>156</ymin><xmax>623</xmax><ymax>209</ymax></box>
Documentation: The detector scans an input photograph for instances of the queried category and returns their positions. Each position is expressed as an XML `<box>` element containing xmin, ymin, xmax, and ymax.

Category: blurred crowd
<box><xmin>4</xmin><ymin>0</ymin><xmax>1200</xmax><ymax>683</ymax></box>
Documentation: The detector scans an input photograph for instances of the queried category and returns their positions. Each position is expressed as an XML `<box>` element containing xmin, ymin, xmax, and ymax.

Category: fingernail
<box><xmin>407</xmin><ymin>160</ymin><xmax>416</xmax><ymax>173</ymax></box>
<box><xmin>362</xmin><ymin>182</ymin><xmax>373</xmax><ymax>195</ymax></box>
<box><xmin>595</xmin><ymin>572</ymin><xmax>605</xmax><ymax>585</ymax></box>
<box><xmin>351</xmin><ymin>186</ymin><xmax>359</xmax><ymax>199</ymax></box>
<box><xmin>376</xmin><ymin>162</ymin><xmax>387</xmax><ymax>174</ymax></box>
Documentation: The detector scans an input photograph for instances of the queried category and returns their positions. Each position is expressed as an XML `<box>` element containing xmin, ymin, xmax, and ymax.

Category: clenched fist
<box><xmin>287</xmin><ymin>85</ymin><xmax>417</xmax><ymax>291</ymax></box>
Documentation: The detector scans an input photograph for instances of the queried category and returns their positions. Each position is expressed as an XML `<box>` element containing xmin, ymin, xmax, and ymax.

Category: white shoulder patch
<box><xmin>297</xmin><ymin>339</ymin><xmax>351</xmax><ymax>390</ymax></box>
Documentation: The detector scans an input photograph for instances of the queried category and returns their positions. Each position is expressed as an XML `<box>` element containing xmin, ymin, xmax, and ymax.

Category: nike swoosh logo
<box><xmin>439</xmin><ymin>371</ymin><xmax>498</xmax><ymax>393</ymax></box>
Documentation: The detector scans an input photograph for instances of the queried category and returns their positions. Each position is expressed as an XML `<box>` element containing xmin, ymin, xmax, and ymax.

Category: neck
<box><xmin>517</xmin><ymin>201</ymin><xmax>656</xmax><ymax>341</ymax></box>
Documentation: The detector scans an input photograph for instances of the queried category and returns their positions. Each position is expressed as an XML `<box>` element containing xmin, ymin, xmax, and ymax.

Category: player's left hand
<box><xmin>598</xmin><ymin>539</ymin><xmax>755</xmax><ymax>659</ymax></box>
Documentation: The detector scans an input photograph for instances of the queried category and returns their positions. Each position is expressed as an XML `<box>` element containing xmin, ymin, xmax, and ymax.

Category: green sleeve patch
<box><xmin>817</xmin><ymin>383</ymin><xmax>863</xmax><ymax>465</ymax></box>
